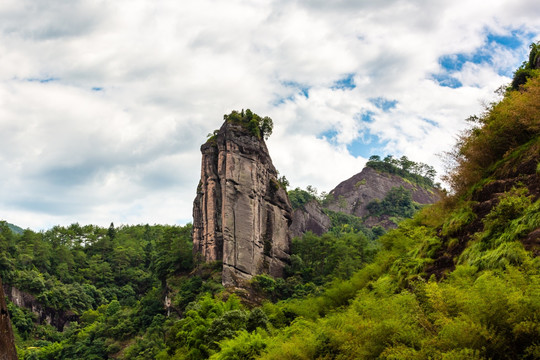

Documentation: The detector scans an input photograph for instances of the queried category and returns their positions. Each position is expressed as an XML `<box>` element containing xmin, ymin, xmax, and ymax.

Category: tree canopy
<box><xmin>224</xmin><ymin>109</ymin><xmax>273</xmax><ymax>140</ymax></box>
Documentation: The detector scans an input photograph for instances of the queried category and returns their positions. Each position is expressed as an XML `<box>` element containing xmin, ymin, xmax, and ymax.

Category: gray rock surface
<box><xmin>0</xmin><ymin>277</ymin><xmax>18</xmax><ymax>360</ymax></box>
<box><xmin>2</xmin><ymin>284</ymin><xmax>78</xmax><ymax>331</ymax></box>
<box><xmin>290</xmin><ymin>200</ymin><xmax>331</xmax><ymax>238</ymax></box>
<box><xmin>193</xmin><ymin>121</ymin><xmax>292</xmax><ymax>286</ymax></box>
<box><xmin>326</xmin><ymin>166</ymin><xmax>441</xmax><ymax>219</ymax></box>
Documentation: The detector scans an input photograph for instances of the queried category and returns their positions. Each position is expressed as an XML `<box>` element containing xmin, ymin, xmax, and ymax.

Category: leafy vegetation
<box><xmin>0</xmin><ymin>221</ymin><xmax>209</xmax><ymax>359</ymax></box>
<box><xmin>224</xmin><ymin>109</ymin><xmax>273</xmax><ymax>140</ymax></box>
<box><xmin>510</xmin><ymin>41</ymin><xmax>539</xmax><ymax>90</ymax></box>
<box><xmin>366</xmin><ymin>154</ymin><xmax>438</xmax><ymax>188</ymax></box>
<box><xmin>286</xmin><ymin>231</ymin><xmax>377</xmax><ymax>286</ymax></box>
<box><xmin>366</xmin><ymin>186</ymin><xmax>421</xmax><ymax>219</ymax></box>
<box><xmin>287</xmin><ymin>187</ymin><xmax>316</xmax><ymax>210</ymax></box>
<box><xmin>445</xmin><ymin>57</ymin><xmax>540</xmax><ymax>195</ymax></box>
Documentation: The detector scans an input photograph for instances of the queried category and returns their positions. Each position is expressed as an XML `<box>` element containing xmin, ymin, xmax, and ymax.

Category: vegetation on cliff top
<box><xmin>224</xmin><ymin>109</ymin><xmax>273</xmax><ymax>140</ymax></box>
<box><xmin>366</xmin><ymin>154</ymin><xmax>438</xmax><ymax>188</ymax></box>
<box><xmin>205</xmin><ymin>109</ymin><xmax>273</xmax><ymax>145</ymax></box>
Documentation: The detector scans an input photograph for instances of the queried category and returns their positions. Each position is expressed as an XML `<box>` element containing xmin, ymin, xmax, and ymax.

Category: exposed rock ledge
<box><xmin>2</xmin><ymin>284</ymin><xmax>78</xmax><ymax>331</ymax></box>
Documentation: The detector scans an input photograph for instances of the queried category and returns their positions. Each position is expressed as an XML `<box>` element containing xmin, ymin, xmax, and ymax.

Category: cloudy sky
<box><xmin>1</xmin><ymin>0</ymin><xmax>539</xmax><ymax>230</ymax></box>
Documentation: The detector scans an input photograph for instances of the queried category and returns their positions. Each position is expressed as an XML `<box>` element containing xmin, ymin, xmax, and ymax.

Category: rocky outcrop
<box><xmin>326</xmin><ymin>166</ymin><xmax>441</xmax><ymax>219</ymax></box>
<box><xmin>0</xmin><ymin>277</ymin><xmax>18</xmax><ymax>360</ymax></box>
<box><xmin>193</xmin><ymin>121</ymin><xmax>292</xmax><ymax>286</ymax></box>
<box><xmin>290</xmin><ymin>200</ymin><xmax>331</xmax><ymax>238</ymax></box>
<box><xmin>2</xmin><ymin>284</ymin><xmax>78</xmax><ymax>331</ymax></box>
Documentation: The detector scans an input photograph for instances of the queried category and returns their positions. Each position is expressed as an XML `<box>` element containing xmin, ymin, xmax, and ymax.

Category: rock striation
<box><xmin>0</xmin><ymin>277</ymin><xmax>18</xmax><ymax>360</ymax></box>
<box><xmin>193</xmin><ymin>121</ymin><xmax>292</xmax><ymax>286</ymax></box>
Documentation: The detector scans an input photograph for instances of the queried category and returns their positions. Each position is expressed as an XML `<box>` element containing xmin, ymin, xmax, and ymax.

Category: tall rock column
<box><xmin>0</xmin><ymin>277</ymin><xmax>18</xmax><ymax>360</ymax></box>
<box><xmin>193</xmin><ymin>119</ymin><xmax>292</xmax><ymax>286</ymax></box>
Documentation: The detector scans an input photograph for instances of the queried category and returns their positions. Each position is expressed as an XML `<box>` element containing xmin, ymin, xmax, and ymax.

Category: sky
<box><xmin>1</xmin><ymin>0</ymin><xmax>539</xmax><ymax>231</ymax></box>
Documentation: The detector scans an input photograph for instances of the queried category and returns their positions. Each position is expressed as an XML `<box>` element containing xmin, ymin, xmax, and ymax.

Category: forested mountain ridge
<box><xmin>288</xmin><ymin>157</ymin><xmax>442</xmax><ymax>237</ymax></box>
<box><xmin>5</xmin><ymin>222</ymin><xmax>24</xmax><ymax>235</ymax></box>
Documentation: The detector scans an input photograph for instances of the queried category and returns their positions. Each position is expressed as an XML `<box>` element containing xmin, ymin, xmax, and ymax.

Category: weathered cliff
<box><xmin>290</xmin><ymin>200</ymin><xmax>331</xmax><ymax>238</ymax></box>
<box><xmin>193</xmin><ymin>120</ymin><xmax>292</xmax><ymax>286</ymax></box>
<box><xmin>2</xmin><ymin>284</ymin><xmax>78</xmax><ymax>331</ymax></box>
<box><xmin>326</xmin><ymin>166</ymin><xmax>441</xmax><ymax>220</ymax></box>
<box><xmin>0</xmin><ymin>277</ymin><xmax>18</xmax><ymax>360</ymax></box>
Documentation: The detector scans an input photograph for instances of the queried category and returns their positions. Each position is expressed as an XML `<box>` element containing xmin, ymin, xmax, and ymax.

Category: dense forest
<box><xmin>3</xmin><ymin>44</ymin><xmax>540</xmax><ymax>359</ymax></box>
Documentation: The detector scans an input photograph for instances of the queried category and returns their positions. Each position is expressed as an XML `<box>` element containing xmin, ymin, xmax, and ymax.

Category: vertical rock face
<box><xmin>0</xmin><ymin>277</ymin><xmax>18</xmax><ymax>360</ymax></box>
<box><xmin>193</xmin><ymin>121</ymin><xmax>292</xmax><ymax>286</ymax></box>
<box><xmin>289</xmin><ymin>200</ymin><xmax>331</xmax><ymax>238</ymax></box>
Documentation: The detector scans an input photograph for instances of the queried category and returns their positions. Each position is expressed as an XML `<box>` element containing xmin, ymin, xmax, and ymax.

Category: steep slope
<box><xmin>193</xmin><ymin>112</ymin><xmax>292</xmax><ymax>286</ymax></box>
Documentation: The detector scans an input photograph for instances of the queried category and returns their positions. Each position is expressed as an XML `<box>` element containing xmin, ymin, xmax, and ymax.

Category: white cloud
<box><xmin>0</xmin><ymin>0</ymin><xmax>539</xmax><ymax>230</ymax></box>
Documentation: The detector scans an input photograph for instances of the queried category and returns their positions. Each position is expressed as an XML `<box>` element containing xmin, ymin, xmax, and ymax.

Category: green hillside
<box><xmin>4</xmin><ymin>222</ymin><xmax>24</xmax><ymax>235</ymax></box>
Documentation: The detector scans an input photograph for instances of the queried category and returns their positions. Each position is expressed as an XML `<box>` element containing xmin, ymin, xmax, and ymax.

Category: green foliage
<box><xmin>286</xmin><ymin>231</ymin><xmax>377</xmax><ymax>286</ymax></box>
<box><xmin>153</xmin><ymin>224</ymin><xmax>194</xmax><ymax>284</ymax></box>
<box><xmin>7</xmin><ymin>301</ymin><xmax>36</xmax><ymax>339</ymax></box>
<box><xmin>166</xmin><ymin>294</ymin><xmax>246</xmax><ymax>359</ymax></box>
<box><xmin>287</xmin><ymin>187</ymin><xmax>316</xmax><ymax>210</ymax></box>
<box><xmin>446</xmin><ymin>72</ymin><xmax>540</xmax><ymax>194</ymax></box>
<box><xmin>459</xmin><ymin>188</ymin><xmax>539</xmax><ymax>271</ymax></box>
<box><xmin>323</xmin><ymin>209</ymin><xmax>376</xmax><ymax>238</ymax></box>
<box><xmin>510</xmin><ymin>41</ymin><xmax>540</xmax><ymax>90</ymax></box>
<box><xmin>366</xmin><ymin>186</ymin><xmax>420</xmax><ymax>218</ymax></box>
<box><xmin>223</xmin><ymin>109</ymin><xmax>273</xmax><ymax>140</ymax></box>
<box><xmin>5</xmin><ymin>223</ymin><xmax>196</xmax><ymax>359</ymax></box>
<box><xmin>441</xmin><ymin>202</ymin><xmax>476</xmax><ymax>237</ymax></box>
<box><xmin>366</xmin><ymin>155</ymin><xmax>437</xmax><ymax>188</ymax></box>
<box><xmin>276</xmin><ymin>175</ymin><xmax>289</xmax><ymax>190</ymax></box>
<box><xmin>210</xmin><ymin>329</ymin><xmax>268</xmax><ymax>360</ymax></box>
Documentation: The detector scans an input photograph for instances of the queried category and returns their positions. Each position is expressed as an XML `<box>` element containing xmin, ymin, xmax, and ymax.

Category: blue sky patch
<box><xmin>318</xmin><ymin>129</ymin><xmax>339</xmax><ymax>145</ymax></box>
<box><xmin>356</xmin><ymin>111</ymin><xmax>375</xmax><ymax>123</ymax></box>
<box><xmin>433</xmin><ymin>29</ymin><xmax>534</xmax><ymax>81</ymax></box>
<box><xmin>487</xmin><ymin>30</ymin><xmax>527</xmax><ymax>50</ymax></box>
<box><xmin>347</xmin><ymin>130</ymin><xmax>388</xmax><ymax>158</ymax></box>
<box><xmin>431</xmin><ymin>73</ymin><xmax>463</xmax><ymax>88</ymax></box>
<box><xmin>319</xmin><ymin>127</ymin><xmax>388</xmax><ymax>158</ymax></box>
<box><xmin>369</xmin><ymin>97</ymin><xmax>397</xmax><ymax>111</ymax></box>
<box><xmin>92</xmin><ymin>87</ymin><xmax>103</xmax><ymax>91</ymax></box>
<box><xmin>281</xmin><ymin>81</ymin><xmax>310</xmax><ymax>98</ymax></box>
<box><xmin>273</xmin><ymin>81</ymin><xmax>310</xmax><ymax>105</ymax></box>
<box><xmin>27</xmin><ymin>77</ymin><xmax>59</xmax><ymax>83</ymax></box>
<box><xmin>331</xmin><ymin>73</ymin><xmax>356</xmax><ymax>90</ymax></box>
<box><xmin>423</xmin><ymin>118</ymin><xmax>438</xmax><ymax>127</ymax></box>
